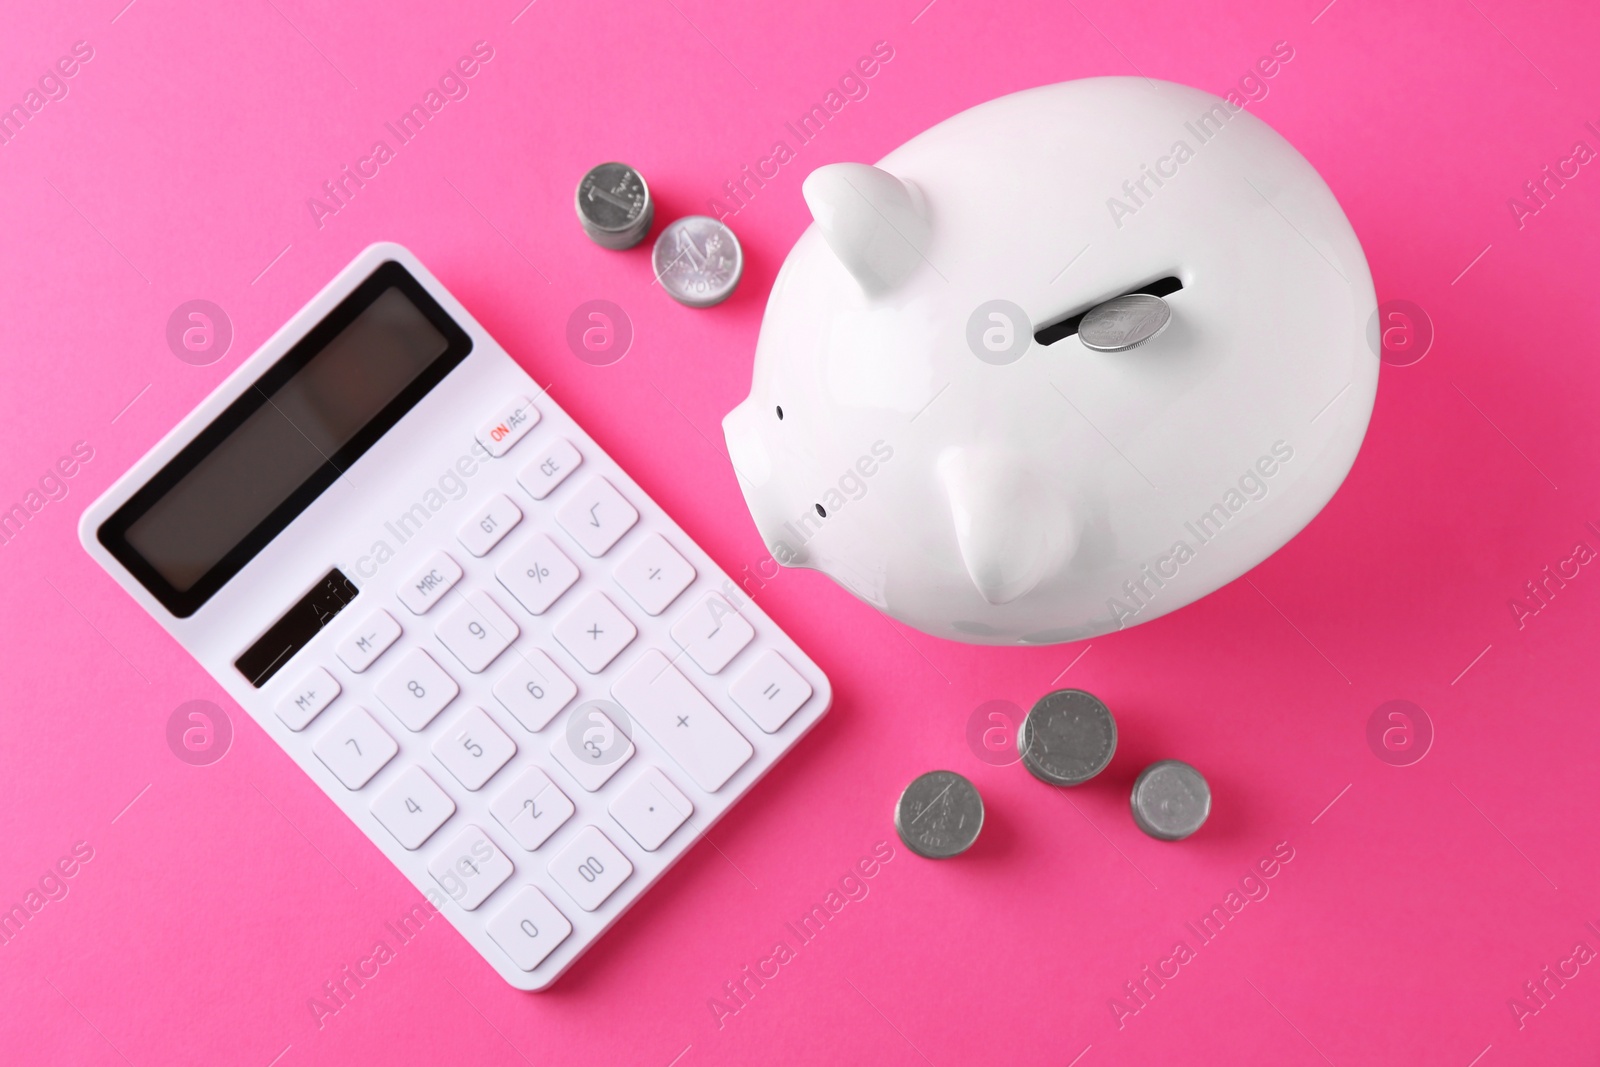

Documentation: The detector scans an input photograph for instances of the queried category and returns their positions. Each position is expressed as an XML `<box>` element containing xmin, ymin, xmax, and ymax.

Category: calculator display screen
<box><xmin>100</xmin><ymin>262</ymin><xmax>472</xmax><ymax>617</ymax></box>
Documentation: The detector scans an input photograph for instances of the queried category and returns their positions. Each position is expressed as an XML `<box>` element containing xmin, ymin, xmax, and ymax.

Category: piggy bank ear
<box><xmin>802</xmin><ymin>163</ymin><xmax>930</xmax><ymax>293</ymax></box>
<box><xmin>938</xmin><ymin>449</ymin><xmax>1076</xmax><ymax>606</ymax></box>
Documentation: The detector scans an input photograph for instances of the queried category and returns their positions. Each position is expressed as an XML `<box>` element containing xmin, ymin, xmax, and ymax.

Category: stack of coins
<box><xmin>575</xmin><ymin>162</ymin><xmax>654</xmax><ymax>250</ymax></box>
<box><xmin>652</xmin><ymin>215</ymin><xmax>743</xmax><ymax>308</ymax></box>
<box><xmin>1017</xmin><ymin>689</ymin><xmax>1118</xmax><ymax>786</ymax></box>
<box><xmin>1130</xmin><ymin>760</ymin><xmax>1211</xmax><ymax>840</ymax></box>
<box><xmin>894</xmin><ymin>770</ymin><xmax>984</xmax><ymax>858</ymax></box>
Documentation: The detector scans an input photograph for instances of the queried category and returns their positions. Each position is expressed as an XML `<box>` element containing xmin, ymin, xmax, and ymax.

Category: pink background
<box><xmin>3</xmin><ymin>0</ymin><xmax>1599</xmax><ymax>1063</ymax></box>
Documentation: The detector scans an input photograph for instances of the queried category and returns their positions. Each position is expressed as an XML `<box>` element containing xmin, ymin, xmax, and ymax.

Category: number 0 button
<box><xmin>487</xmin><ymin>886</ymin><xmax>572</xmax><ymax>971</ymax></box>
<box><xmin>548</xmin><ymin>825</ymin><xmax>632</xmax><ymax>911</ymax></box>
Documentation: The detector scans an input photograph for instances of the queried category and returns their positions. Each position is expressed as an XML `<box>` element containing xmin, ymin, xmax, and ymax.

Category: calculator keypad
<box><xmin>265</xmin><ymin>394</ymin><xmax>825</xmax><ymax>990</ymax></box>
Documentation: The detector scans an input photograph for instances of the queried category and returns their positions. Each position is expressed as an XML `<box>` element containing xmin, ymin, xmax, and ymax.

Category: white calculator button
<box><xmin>518</xmin><ymin>438</ymin><xmax>582</xmax><ymax>500</ymax></box>
<box><xmin>476</xmin><ymin>396</ymin><xmax>541</xmax><ymax>458</ymax></box>
<box><xmin>496</xmin><ymin>533</ymin><xmax>580</xmax><ymax>615</ymax></box>
<box><xmin>370</xmin><ymin>766</ymin><xmax>456</xmax><ymax>849</ymax></box>
<box><xmin>432</xmin><ymin>706</ymin><xmax>517</xmax><ymax>790</ymax></box>
<box><xmin>277</xmin><ymin>666</ymin><xmax>339</xmax><ymax>730</ymax></box>
<box><xmin>612</xmin><ymin>650</ymin><xmax>754</xmax><ymax>793</ymax></box>
<box><xmin>613</xmin><ymin>533</ymin><xmax>696</xmax><ymax>616</ymax></box>
<box><xmin>436</xmin><ymin>590</ymin><xmax>519</xmax><ymax>673</ymax></box>
<box><xmin>609</xmin><ymin>766</ymin><xmax>694</xmax><ymax>852</ymax></box>
<box><xmin>428</xmin><ymin>825</ymin><xmax>514</xmax><ymax>910</ymax></box>
<box><xmin>552</xmin><ymin>590</ymin><xmax>637</xmax><ymax>674</ymax></box>
<box><xmin>313</xmin><ymin>706</ymin><xmax>399</xmax><ymax>790</ymax></box>
<box><xmin>548</xmin><ymin>826</ymin><xmax>632</xmax><ymax>912</ymax></box>
<box><xmin>492</xmin><ymin>648</ymin><xmax>578</xmax><ymax>732</ymax></box>
<box><xmin>728</xmin><ymin>650</ymin><xmax>813</xmax><ymax>734</ymax></box>
<box><xmin>458</xmin><ymin>494</ymin><xmax>522</xmax><ymax>558</ymax></box>
<box><xmin>556</xmin><ymin>476</ymin><xmax>638</xmax><ymax>557</ymax></box>
<box><xmin>487</xmin><ymin>886</ymin><xmax>572</xmax><ymax>971</ymax></box>
<box><xmin>374</xmin><ymin>648</ymin><xmax>460</xmax><ymax>731</ymax></box>
<box><xmin>336</xmin><ymin>610</ymin><xmax>402</xmax><ymax>673</ymax></box>
<box><xmin>396</xmin><ymin>550</ymin><xmax>462</xmax><ymax>615</ymax></box>
<box><xmin>670</xmin><ymin>592</ymin><xmax>754</xmax><ymax>674</ymax></box>
<box><xmin>549</xmin><ymin>707</ymin><xmax>634</xmax><ymax>791</ymax></box>
<box><xmin>489</xmin><ymin>766</ymin><xmax>574</xmax><ymax>850</ymax></box>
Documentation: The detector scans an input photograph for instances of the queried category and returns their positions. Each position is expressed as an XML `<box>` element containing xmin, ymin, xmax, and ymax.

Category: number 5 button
<box><xmin>548</xmin><ymin>825</ymin><xmax>632</xmax><ymax>911</ymax></box>
<box><xmin>432</xmin><ymin>707</ymin><xmax>516</xmax><ymax>790</ymax></box>
<box><xmin>371</xmin><ymin>766</ymin><xmax>456</xmax><ymax>848</ymax></box>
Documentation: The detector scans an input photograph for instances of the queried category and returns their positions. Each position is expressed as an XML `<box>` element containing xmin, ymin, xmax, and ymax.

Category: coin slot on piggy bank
<box><xmin>1034</xmin><ymin>275</ymin><xmax>1184</xmax><ymax>347</ymax></box>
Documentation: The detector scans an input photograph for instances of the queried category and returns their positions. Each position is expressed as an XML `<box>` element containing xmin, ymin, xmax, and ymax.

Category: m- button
<box><xmin>397</xmin><ymin>550</ymin><xmax>463</xmax><ymax>615</ymax></box>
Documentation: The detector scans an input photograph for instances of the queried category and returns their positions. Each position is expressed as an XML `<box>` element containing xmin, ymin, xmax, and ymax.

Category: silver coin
<box><xmin>894</xmin><ymin>770</ymin><xmax>984</xmax><ymax>859</ymax></box>
<box><xmin>1018</xmin><ymin>689</ymin><xmax>1117</xmax><ymax>786</ymax></box>
<box><xmin>1130</xmin><ymin>760</ymin><xmax>1210</xmax><ymax>841</ymax></box>
<box><xmin>576</xmin><ymin>163</ymin><xmax>653</xmax><ymax>250</ymax></box>
<box><xmin>1079</xmin><ymin>293</ymin><xmax>1171</xmax><ymax>352</ymax></box>
<box><xmin>652</xmin><ymin>216</ymin><xmax>743</xmax><ymax>308</ymax></box>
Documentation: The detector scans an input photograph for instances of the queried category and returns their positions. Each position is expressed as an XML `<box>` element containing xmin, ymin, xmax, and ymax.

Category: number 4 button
<box><xmin>371</xmin><ymin>766</ymin><xmax>456</xmax><ymax>848</ymax></box>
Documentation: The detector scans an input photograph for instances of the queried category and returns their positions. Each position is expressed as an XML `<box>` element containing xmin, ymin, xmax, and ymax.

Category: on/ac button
<box><xmin>476</xmin><ymin>396</ymin><xmax>541</xmax><ymax>457</ymax></box>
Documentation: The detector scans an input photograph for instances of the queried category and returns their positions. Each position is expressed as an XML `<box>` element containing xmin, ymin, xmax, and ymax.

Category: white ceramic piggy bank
<box><xmin>723</xmin><ymin>77</ymin><xmax>1377</xmax><ymax>645</ymax></box>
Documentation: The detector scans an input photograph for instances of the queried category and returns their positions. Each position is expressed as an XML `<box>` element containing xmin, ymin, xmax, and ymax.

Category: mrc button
<box><xmin>397</xmin><ymin>550</ymin><xmax>463</xmax><ymax>615</ymax></box>
<box><xmin>476</xmin><ymin>396</ymin><xmax>541</xmax><ymax>457</ymax></box>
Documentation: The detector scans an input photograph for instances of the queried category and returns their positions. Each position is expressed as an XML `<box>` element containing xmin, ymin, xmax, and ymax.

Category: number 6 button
<box><xmin>549</xmin><ymin>825</ymin><xmax>632</xmax><ymax>911</ymax></box>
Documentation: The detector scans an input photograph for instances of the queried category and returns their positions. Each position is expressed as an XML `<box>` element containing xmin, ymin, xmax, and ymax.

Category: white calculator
<box><xmin>79</xmin><ymin>243</ymin><xmax>831</xmax><ymax>989</ymax></box>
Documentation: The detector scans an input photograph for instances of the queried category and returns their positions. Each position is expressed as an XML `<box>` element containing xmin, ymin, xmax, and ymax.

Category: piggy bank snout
<box><xmin>722</xmin><ymin>399</ymin><xmax>772</xmax><ymax>488</ymax></box>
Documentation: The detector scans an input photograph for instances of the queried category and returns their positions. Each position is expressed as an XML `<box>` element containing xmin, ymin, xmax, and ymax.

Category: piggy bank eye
<box><xmin>775</xmin><ymin>406</ymin><xmax>784</xmax><ymax>420</ymax></box>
